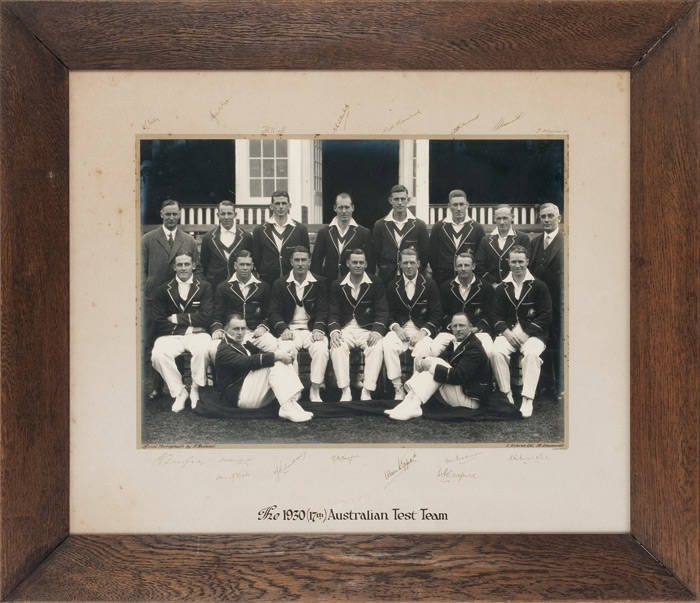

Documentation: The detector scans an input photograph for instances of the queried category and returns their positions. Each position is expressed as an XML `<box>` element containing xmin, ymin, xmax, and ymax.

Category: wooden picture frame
<box><xmin>1</xmin><ymin>1</ymin><xmax>697</xmax><ymax>599</ymax></box>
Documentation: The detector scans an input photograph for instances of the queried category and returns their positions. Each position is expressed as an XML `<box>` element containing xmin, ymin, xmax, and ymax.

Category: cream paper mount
<box><xmin>70</xmin><ymin>71</ymin><xmax>628</xmax><ymax>534</ymax></box>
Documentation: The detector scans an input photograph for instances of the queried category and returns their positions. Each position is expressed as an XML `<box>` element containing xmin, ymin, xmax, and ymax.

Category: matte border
<box><xmin>1</xmin><ymin>1</ymin><xmax>698</xmax><ymax>600</ymax></box>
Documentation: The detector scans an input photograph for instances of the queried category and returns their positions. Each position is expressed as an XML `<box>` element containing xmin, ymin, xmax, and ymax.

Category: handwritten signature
<box><xmin>273</xmin><ymin>453</ymin><xmax>306</xmax><ymax>481</ymax></box>
<box><xmin>384</xmin><ymin>452</ymin><xmax>417</xmax><ymax>481</ymax></box>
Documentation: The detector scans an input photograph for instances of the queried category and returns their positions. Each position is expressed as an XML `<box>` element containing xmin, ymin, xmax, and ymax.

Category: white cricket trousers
<box><xmin>208</xmin><ymin>330</ymin><xmax>279</xmax><ymax>363</ymax></box>
<box><xmin>382</xmin><ymin>322</ymin><xmax>434</xmax><ymax>381</ymax></box>
<box><xmin>277</xmin><ymin>330</ymin><xmax>329</xmax><ymax>385</ymax></box>
<box><xmin>152</xmin><ymin>332</ymin><xmax>212</xmax><ymax>396</ymax></box>
<box><xmin>490</xmin><ymin>324</ymin><xmax>546</xmax><ymax>399</ymax></box>
<box><xmin>405</xmin><ymin>359</ymin><xmax>480</xmax><ymax>408</ymax></box>
<box><xmin>237</xmin><ymin>362</ymin><xmax>304</xmax><ymax>409</ymax></box>
<box><xmin>329</xmin><ymin>325</ymin><xmax>384</xmax><ymax>391</ymax></box>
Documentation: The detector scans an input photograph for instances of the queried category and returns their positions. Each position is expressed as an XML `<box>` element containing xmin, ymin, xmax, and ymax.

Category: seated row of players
<box><xmin>150</xmin><ymin>243</ymin><xmax>552</xmax><ymax>424</ymax></box>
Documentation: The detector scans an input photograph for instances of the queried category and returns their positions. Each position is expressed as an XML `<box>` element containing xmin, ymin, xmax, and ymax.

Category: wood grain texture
<box><xmin>0</xmin><ymin>4</ymin><xmax>69</xmax><ymax>599</ymax></box>
<box><xmin>7</xmin><ymin>534</ymin><xmax>694</xmax><ymax>601</ymax></box>
<box><xmin>630</xmin><ymin>2</ymin><xmax>700</xmax><ymax>596</ymax></box>
<box><xmin>5</xmin><ymin>0</ymin><xmax>696</xmax><ymax>71</ymax></box>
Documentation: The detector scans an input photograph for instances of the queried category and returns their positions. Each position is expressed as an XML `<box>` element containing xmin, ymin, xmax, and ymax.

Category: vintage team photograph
<box><xmin>139</xmin><ymin>138</ymin><xmax>565</xmax><ymax>446</ymax></box>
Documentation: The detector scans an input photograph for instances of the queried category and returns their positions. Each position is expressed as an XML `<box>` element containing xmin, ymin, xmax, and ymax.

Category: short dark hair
<box><xmin>448</xmin><ymin>189</ymin><xmax>468</xmax><ymax>202</ymax></box>
<box><xmin>270</xmin><ymin>190</ymin><xmax>290</xmax><ymax>203</ymax></box>
<box><xmin>450</xmin><ymin>311</ymin><xmax>470</xmax><ymax>325</ymax></box>
<box><xmin>454</xmin><ymin>251</ymin><xmax>474</xmax><ymax>265</ymax></box>
<box><xmin>399</xmin><ymin>246</ymin><xmax>419</xmax><ymax>262</ymax></box>
<box><xmin>225</xmin><ymin>313</ymin><xmax>246</xmax><ymax>327</ymax></box>
<box><xmin>161</xmin><ymin>199</ymin><xmax>180</xmax><ymax>210</ymax></box>
<box><xmin>494</xmin><ymin>203</ymin><xmax>513</xmax><ymax>213</ymax></box>
<box><xmin>335</xmin><ymin>192</ymin><xmax>353</xmax><ymax>205</ymax></box>
<box><xmin>170</xmin><ymin>252</ymin><xmax>194</xmax><ymax>266</ymax></box>
<box><xmin>509</xmin><ymin>244</ymin><xmax>530</xmax><ymax>260</ymax></box>
<box><xmin>234</xmin><ymin>249</ymin><xmax>253</xmax><ymax>261</ymax></box>
<box><xmin>218</xmin><ymin>199</ymin><xmax>235</xmax><ymax>209</ymax></box>
<box><xmin>291</xmin><ymin>245</ymin><xmax>310</xmax><ymax>257</ymax></box>
<box><xmin>389</xmin><ymin>184</ymin><xmax>409</xmax><ymax>197</ymax></box>
<box><xmin>348</xmin><ymin>248</ymin><xmax>366</xmax><ymax>259</ymax></box>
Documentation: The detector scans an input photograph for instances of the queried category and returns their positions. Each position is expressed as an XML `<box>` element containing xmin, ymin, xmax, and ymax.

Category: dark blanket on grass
<box><xmin>194</xmin><ymin>388</ymin><xmax>522</xmax><ymax>422</ymax></box>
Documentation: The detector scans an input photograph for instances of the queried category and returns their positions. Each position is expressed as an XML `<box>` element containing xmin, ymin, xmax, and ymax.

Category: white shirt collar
<box><xmin>176</xmin><ymin>276</ymin><xmax>194</xmax><ymax>285</ymax></box>
<box><xmin>340</xmin><ymin>272</ymin><xmax>373</xmax><ymax>287</ymax></box>
<box><xmin>162</xmin><ymin>225</ymin><xmax>177</xmax><ymax>238</ymax></box>
<box><xmin>544</xmin><ymin>227</ymin><xmax>559</xmax><ymax>239</ymax></box>
<box><xmin>383</xmin><ymin>210</ymin><xmax>414</xmax><ymax>224</ymax></box>
<box><xmin>266</xmin><ymin>215</ymin><xmax>295</xmax><ymax>228</ymax></box>
<box><xmin>403</xmin><ymin>274</ymin><xmax>418</xmax><ymax>287</ymax></box>
<box><xmin>229</xmin><ymin>273</ymin><xmax>261</xmax><ymax>285</ymax></box>
<box><xmin>453</xmin><ymin>274</ymin><xmax>475</xmax><ymax>288</ymax></box>
<box><xmin>502</xmin><ymin>269</ymin><xmax>535</xmax><ymax>284</ymax></box>
<box><xmin>491</xmin><ymin>227</ymin><xmax>516</xmax><ymax>238</ymax></box>
<box><xmin>286</xmin><ymin>271</ymin><xmax>317</xmax><ymax>286</ymax></box>
<box><xmin>444</xmin><ymin>213</ymin><xmax>471</xmax><ymax>225</ymax></box>
<box><xmin>330</xmin><ymin>217</ymin><xmax>358</xmax><ymax>229</ymax></box>
<box><xmin>220</xmin><ymin>223</ymin><xmax>237</xmax><ymax>234</ymax></box>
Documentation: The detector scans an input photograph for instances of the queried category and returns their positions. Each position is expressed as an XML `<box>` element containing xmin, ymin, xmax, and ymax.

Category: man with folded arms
<box><xmin>199</xmin><ymin>199</ymin><xmax>253</xmax><ymax>289</ymax></box>
<box><xmin>386</xmin><ymin>312</ymin><xmax>491</xmax><ymax>421</ymax></box>
<box><xmin>490</xmin><ymin>245</ymin><xmax>552</xmax><ymax>418</ymax></box>
<box><xmin>151</xmin><ymin>253</ymin><xmax>213</xmax><ymax>412</ymax></box>
<box><xmin>429</xmin><ymin>189</ymin><xmax>485</xmax><ymax>285</ymax></box>
<box><xmin>311</xmin><ymin>192</ymin><xmax>375</xmax><ymax>282</ymax></box>
<box><xmin>268</xmin><ymin>246</ymin><xmax>329</xmax><ymax>403</ymax></box>
<box><xmin>383</xmin><ymin>247</ymin><xmax>442</xmax><ymax>400</ymax></box>
<box><xmin>214</xmin><ymin>314</ymin><xmax>312</xmax><ymax>423</ymax></box>
<box><xmin>209</xmin><ymin>250</ymin><xmax>278</xmax><ymax>361</ymax></box>
<box><xmin>328</xmin><ymin>249</ymin><xmax>388</xmax><ymax>401</ymax></box>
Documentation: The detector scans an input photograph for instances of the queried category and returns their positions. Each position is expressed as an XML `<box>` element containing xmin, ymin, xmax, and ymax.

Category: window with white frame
<box><xmin>249</xmin><ymin>139</ymin><xmax>288</xmax><ymax>197</ymax></box>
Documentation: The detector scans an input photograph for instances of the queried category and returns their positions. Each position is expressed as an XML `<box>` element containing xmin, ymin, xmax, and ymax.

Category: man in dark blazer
<box><xmin>199</xmin><ymin>199</ymin><xmax>253</xmax><ymax>289</ymax></box>
<box><xmin>429</xmin><ymin>189</ymin><xmax>485</xmax><ymax>285</ymax></box>
<box><xmin>383</xmin><ymin>247</ymin><xmax>442</xmax><ymax>400</ymax></box>
<box><xmin>385</xmin><ymin>312</ymin><xmax>491</xmax><ymax>421</ymax></box>
<box><xmin>311</xmin><ymin>192</ymin><xmax>375</xmax><ymax>281</ymax></box>
<box><xmin>475</xmin><ymin>204</ymin><xmax>531</xmax><ymax>286</ymax></box>
<box><xmin>214</xmin><ymin>314</ymin><xmax>312</xmax><ymax>422</ymax></box>
<box><xmin>328</xmin><ymin>249</ymin><xmax>389</xmax><ymax>401</ymax></box>
<box><xmin>252</xmin><ymin>190</ymin><xmax>310</xmax><ymax>285</ymax></box>
<box><xmin>142</xmin><ymin>198</ymin><xmax>200</xmax><ymax>398</ymax></box>
<box><xmin>209</xmin><ymin>250</ymin><xmax>278</xmax><ymax>361</ymax></box>
<box><xmin>372</xmin><ymin>184</ymin><xmax>429</xmax><ymax>283</ymax></box>
<box><xmin>437</xmin><ymin>251</ymin><xmax>494</xmax><ymax>358</ymax></box>
<box><xmin>151</xmin><ymin>253</ymin><xmax>213</xmax><ymax>412</ymax></box>
<box><xmin>529</xmin><ymin>203</ymin><xmax>564</xmax><ymax>393</ymax></box>
<box><xmin>268</xmin><ymin>246</ymin><xmax>329</xmax><ymax>402</ymax></box>
<box><xmin>490</xmin><ymin>245</ymin><xmax>552</xmax><ymax>419</ymax></box>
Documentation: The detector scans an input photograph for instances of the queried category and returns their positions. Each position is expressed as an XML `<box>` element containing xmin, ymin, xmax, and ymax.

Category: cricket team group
<box><xmin>142</xmin><ymin>184</ymin><xmax>563</xmax><ymax>423</ymax></box>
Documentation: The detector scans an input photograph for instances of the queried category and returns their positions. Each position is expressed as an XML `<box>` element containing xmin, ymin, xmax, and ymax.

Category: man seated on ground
<box><xmin>437</xmin><ymin>251</ymin><xmax>494</xmax><ymax>358</ymax></box>
<box><xmin>490</xmin><ymin>245</ymin><xmax>552</xmax><ymax>418</ymax></box>
<box><xmin>214</xmin><ymin>314</ymin><xmax>312</xmax><ymax>423</ymax></box>
<box><xmin>209</xmin><ymin>249</ymin><xmax>278</xmax><ymax>362</ymax></box>
<box><xmin>383</xmin><ymin>247</ymin><xmax>442</xmax><ymax>400</ymax></box>
<box><xmin>268</xmin><ymin>246</ymin><xmax>329</xmax><ymax>403</ymax></box>
<box><xmin>475</xmin><ymin>204</ymin><xmax>531</xmax><ymax>287</ymax></box>
<box><xmin>151</xmin><ymin>253</ymin><xmax>213</xmax><ymax>412</ymax></box>
<box><xmin>386</xmin><ymin>312</ymin><xmax>491</xmax><ymax>421</ymax></box>
<box><xmin>328</xmin><ymin>249</ymin><xmax>389</xmax><ymax>401</ymax></box>
<box><xmin>311</xmin><ymin>192</ymin><xmax>375</xmax><ymax>281</ymax></box>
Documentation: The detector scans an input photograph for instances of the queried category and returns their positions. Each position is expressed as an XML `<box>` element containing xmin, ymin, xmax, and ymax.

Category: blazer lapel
<box><xmin>465</xmin><ymin>279</ymin><xmax>482</xmax><ymax>304</ymax></box>
<box><xmin>228</xmin><ymin>281</ymin><xmax>246</xmax><ymax>303</ymax></box>
<box><xmin>181</xmin><ymin>278</ymin><xmax>201</xmax><ymax>310</ymax></box>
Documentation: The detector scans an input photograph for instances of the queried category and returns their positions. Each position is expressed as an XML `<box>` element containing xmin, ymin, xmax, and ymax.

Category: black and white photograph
<box><xmin>139</xmin><ymin>137</ymin><xmax>566</xmax><ymax>446</ymax></box>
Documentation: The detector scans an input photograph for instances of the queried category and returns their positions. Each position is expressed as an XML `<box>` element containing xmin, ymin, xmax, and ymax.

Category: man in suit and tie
<box><xmin>151</xmin><ymin>253</ymin><xmax>213</xmax><ymax>412</ymax></box>
<box><xmin>437</xmin><ymin>251</ymin><xmax>494</xmax><ymax>358</ymax></box>
<box><xmin>383</xmin><ymin>247</ymin><xmax>442</xmax><ymax>400</ymax></box>
<box><xmin>328</xmin><ymin>249</ymin><xmax>389</xmax><ymax>401</ymax></box>
<box><xmin>215</xmin><ymin>314</ymin><xmax>313</xmax><ymax>423</ymax></box>
<box><xmin>311</xmin><ymin>192</ymin><xmax>375</xmax><ymax>281</ymax></box>
<box><xmin>268</xmin><ymin>246</ymin><xmax>329</xmax><ymax>403</ymax></box>
<box><xmin>142</xmin><ymin>198</ymin><xmax>200</xmax><ymax>399</ymax></box>
<box><xmin>529</xmin><ymin>202</ymin><xmax>564</xmax><ymax>394</ymax></box>
<box><xmin>209</xmin><ymin>250</ymin><xmax>278</xmax><ymax>361</ymax></box>
<box><xmin>252</xmin><ymin>190</ymin><xmax>310</xmax><ymax>285</ymax></box>
<box><xmin>490</xmin><ymin>245</ymin><xmax>552</xmax><ymax>418</ymax></box>
<box><xmin>199</xmin><ymin>199</ymin><xmax>253</xmax><ymax>289</ymax></box>
<box><xmin>385</xmin><ymin>312</ymin><xmax>491</xmax><ymax>421</ymax></box>
<box><xmin>372</xmin><ymin>184</ymin><xmax>429</xmax><ymax>283</ymax></box>
<box><xmin>475</xmin><ymin>204</ymin><xmax>531</xmax><ymax>287</ymax></box>
<box><xmin>429</xmin><ymin>189</ymin><xmax>486</xmax><ymax>285</ymax></box>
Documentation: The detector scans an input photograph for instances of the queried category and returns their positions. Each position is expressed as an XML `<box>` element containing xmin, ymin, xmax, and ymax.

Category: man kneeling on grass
<box><xmin>385</xmin><ymin>312</ymin><xmax>491</xmax><ymax>421</ymax></box>
<box><xmin>214</xmin><ymin>314</ymin><xmax>313</xmax><ymax>423</ymax></box>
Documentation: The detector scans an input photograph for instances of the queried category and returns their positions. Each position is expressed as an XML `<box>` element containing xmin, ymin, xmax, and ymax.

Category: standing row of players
<box><xmin>142</xmin><ymin>185</ymin><xmax>563</xmax><ymax>422</ymax></box>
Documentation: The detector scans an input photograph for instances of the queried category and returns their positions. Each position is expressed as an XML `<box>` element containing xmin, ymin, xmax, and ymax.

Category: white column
<box><xmin>287</xmin><ymin>139</ymin><xmax>305</xmax><ymax>221</ymax></box>
<box><xmin>398</xmin><ymin>139</ymin><xmax>414</xmax><ymax>194</ymax></box>
<box><xmin>234</xmin><ymin>139</ymin><xmax>250</xmax><ymax>205</ymax></box>
<box><xmin>415</xmin><ymin>139</ymin><xmax>430</xmax><ymax>223</ymax></box>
